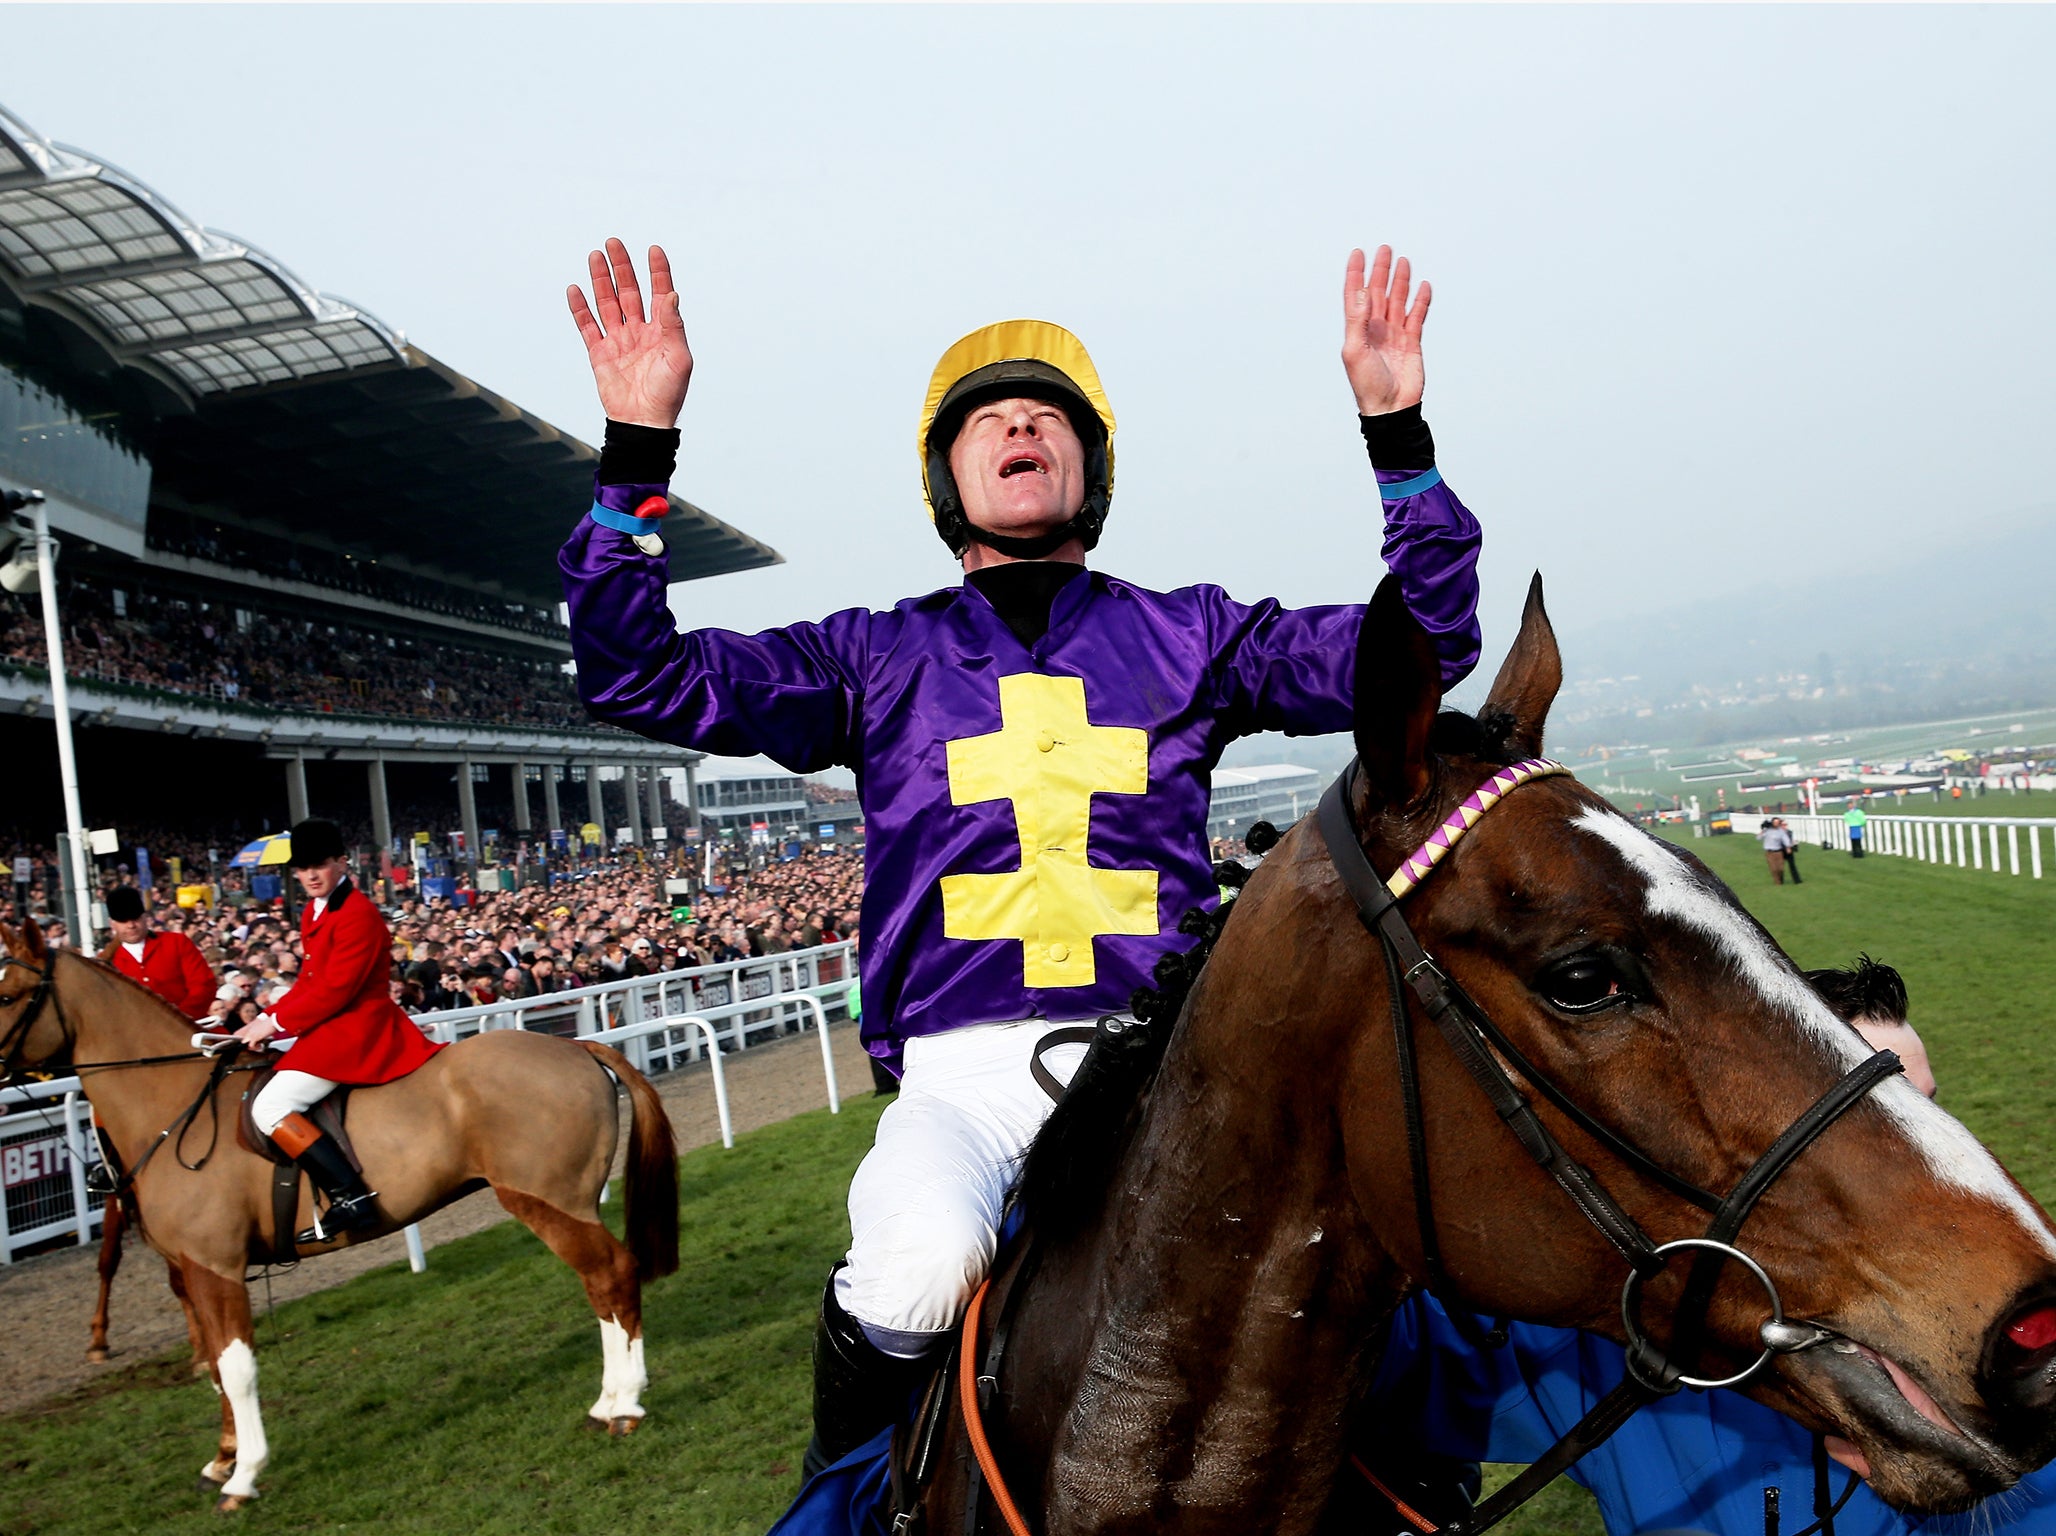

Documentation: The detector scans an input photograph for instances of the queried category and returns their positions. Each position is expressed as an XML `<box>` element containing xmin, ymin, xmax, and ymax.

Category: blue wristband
<box><xmin>1378</xmin><ymin>467</ymin><xmax>1443</xmax><ymax>502</ymax></box>
<box><xmin>588</xmin><ymin>502</ymin><xmax>666</xmax><ymax>537</ymax></box>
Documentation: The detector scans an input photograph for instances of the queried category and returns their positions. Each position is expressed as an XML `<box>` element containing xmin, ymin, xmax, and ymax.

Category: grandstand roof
<box><xmin>0</xmin><ymin>101</ymin><xmax>780</xmax><ymax>606</ymax></box>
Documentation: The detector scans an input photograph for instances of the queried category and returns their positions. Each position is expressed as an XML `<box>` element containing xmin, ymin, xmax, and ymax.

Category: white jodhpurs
<box><xmin>250</xmin><ymin>1069</ymin><xmax>342</xmax><ymax>1136</ymax></box>
<box><xmin>836</xmin><ymin>1019</ymin><xmax>1091</xmax><ymax>1358</ymax></box>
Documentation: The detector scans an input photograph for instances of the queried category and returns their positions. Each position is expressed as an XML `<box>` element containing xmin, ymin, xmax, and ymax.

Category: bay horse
<box><xmin>0</xmin><ymin>934</ymin><xmax>679</xmax><ymax>1511</ymax></box>
<box><xmin>909</xmin><ymin>576</ymin><xmax>2056</xmax><ymax>1533</ymax></box>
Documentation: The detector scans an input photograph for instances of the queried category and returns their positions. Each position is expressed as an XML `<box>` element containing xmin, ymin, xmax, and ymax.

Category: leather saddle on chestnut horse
<box><xmin>236</xmin><ymin>1061</ymin><xmax>359</xmax><ymax>1260</ymax></box>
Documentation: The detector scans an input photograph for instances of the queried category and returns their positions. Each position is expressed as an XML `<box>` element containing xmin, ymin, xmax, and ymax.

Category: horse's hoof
<box><xmin>583</xmin><ymin>1413</ymin><xmax>608</xmax><ymax>1432</ymax></box>
<box><xmin>199</xmin><ymin>1459</ymin><xmax>233</xmax><ymax>1488</ymax></box>
<box><xmin>215</xmin><ymin>1493</ymin><xmax>255</xmax><ymax>1514</ymax></box>
<box><xmin>86</xmin><ymin>1346</ymin><xmax>109</xmax><ymax>1364</ymax></box>
<box><xmin>607</xmin><ymin>1415</ymin><xmax>641</xmax><ymax>1438</ymax></box>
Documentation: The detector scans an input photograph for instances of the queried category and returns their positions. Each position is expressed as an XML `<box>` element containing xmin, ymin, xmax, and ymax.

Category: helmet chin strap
<box><xmin>962</xmin><ymin>518</ymin><xmax>1088</xmax><ymax>560</ymax></box>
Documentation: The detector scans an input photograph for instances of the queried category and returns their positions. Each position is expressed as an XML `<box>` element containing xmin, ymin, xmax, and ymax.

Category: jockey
<box><xmin>557</xmin><ymin>241</ymin><xmax>1484</xmax><ymax>1478</ymax></box>
<box><xmin>102</xmin><ymin>885</ymin><xmax>216</xmax><ymax>1019</ymax></box>
<box><xmin>232</xmin><ymin>819</ymin><xmax>443</xmax><ymax>1244</ymax></box>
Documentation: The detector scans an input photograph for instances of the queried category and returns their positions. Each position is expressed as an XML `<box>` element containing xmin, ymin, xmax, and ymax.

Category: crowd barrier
<box><xmin>0</xmin><ymin>942</ymin><xmax>861</xmax><ymax>1266</ymax></box>
<box><xmin>1731</xmin><ymin>813</ymin><xmax>2054</xmax><ymax>880</ymax></box>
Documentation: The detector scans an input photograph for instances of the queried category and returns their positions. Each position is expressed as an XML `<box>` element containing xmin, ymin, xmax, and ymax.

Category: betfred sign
<box><xmin>4</xmin><ymin>1135</ymin><xmax>78</xmax><ymax>1189</ymax></box>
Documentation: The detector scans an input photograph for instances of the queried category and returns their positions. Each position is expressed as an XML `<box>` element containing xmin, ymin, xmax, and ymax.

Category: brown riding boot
<box><xmin>271</xmin><ymin>1112</ymin><xmax>380</xmax><ymax>1244</ymax></box>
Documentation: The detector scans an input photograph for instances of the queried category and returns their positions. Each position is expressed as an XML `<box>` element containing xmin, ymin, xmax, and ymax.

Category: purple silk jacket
<box><xmin>560</xmin><ymin>465</ymin><xmax>1480</xmax><ymax>1073</ymax></box>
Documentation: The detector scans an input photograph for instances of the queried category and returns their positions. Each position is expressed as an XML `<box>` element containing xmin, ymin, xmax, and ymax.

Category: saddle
<box><xmin>236</xmin><ymin>1060</ymin><xmax>359</xmax><ymax>1263</ymax></box>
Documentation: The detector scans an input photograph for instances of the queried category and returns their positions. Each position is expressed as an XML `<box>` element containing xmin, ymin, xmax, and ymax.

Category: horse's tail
<box><xmin>577</xmin><ymin>1041</ymin><xmax>680</xmax><ymax>1281</ymax></box>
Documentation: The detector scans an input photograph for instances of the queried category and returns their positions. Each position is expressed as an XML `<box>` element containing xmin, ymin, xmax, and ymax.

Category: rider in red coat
<box><xmin>234</xmin><ymin>819</ymin><xmax>442</xmax><ymax>1243</ymax></box>
<box><xmin>102</xmin><ymin>886</ymin><xmax>216</xmax><ymax>1018</ymax></box>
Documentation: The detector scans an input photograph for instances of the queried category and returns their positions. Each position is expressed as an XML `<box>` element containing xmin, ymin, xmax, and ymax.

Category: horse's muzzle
<box><xmin>1781</xmin><ymin>1329</ymin><xmax>2020</xmax><ymax>1514</ymax></box>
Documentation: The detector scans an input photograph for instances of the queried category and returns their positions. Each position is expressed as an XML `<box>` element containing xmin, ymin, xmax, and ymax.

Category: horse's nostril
<box><xmin>2006</xmin><ymin>1306</ymin><xmax>2056</xmax><ymax>1354</ymax></box>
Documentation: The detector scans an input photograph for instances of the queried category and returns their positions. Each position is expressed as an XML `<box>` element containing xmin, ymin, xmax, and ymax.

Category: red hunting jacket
<box><xmin>106</xmin><ymin>931</ymin><xmax>217</xmax><ymax>1019</ymax></box>
<box><xmin>270</xmin><ymin>880</ymin><xmax>442</xmax><ymax>1084</ymax></box>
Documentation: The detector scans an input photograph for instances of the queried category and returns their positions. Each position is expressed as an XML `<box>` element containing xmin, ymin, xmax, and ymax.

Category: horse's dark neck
<box><xmin>1003</xmin><ymin>974</ymin><xmax>1399</xmax><ymax>1533</ymax></box>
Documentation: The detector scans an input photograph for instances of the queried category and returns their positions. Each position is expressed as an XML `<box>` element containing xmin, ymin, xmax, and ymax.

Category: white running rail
<box><xmin>1731</xmin><ymin>812</ymin><xmax>2055</xmax><ymax>880</ymax></box>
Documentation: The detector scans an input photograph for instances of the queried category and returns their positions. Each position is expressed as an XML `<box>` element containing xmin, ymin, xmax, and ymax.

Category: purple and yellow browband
<box><xmin>1386</xmin><ymin>757</ymin><xmax>1572</xmax><ymax>900</ymax></box>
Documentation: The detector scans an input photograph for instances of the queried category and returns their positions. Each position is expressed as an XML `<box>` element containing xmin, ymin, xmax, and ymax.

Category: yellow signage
<box><xmin>580</xmin><ymin>822</ymin><xmax>603</xmax><ymax>847</ymax></box>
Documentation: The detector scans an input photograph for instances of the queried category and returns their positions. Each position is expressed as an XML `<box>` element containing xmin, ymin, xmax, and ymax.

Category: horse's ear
<box><xmin>1353</xmin><ymin>574</ymin><xmax>1441</xmax><ymax>810</ymax></box>
<box><xmin>1481</xmin><ymin>572</ymin><xmax>1562</xmax><ymax>759</ymax></box>
<box><xmin>8</xmin><ymin>918</ymin><xmax>46</xmax><ymax>962</ymax></box>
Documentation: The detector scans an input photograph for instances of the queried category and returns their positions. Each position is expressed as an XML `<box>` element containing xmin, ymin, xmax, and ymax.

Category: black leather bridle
<box><xmin>1</xmin><ymin>948</ymin><xmax>242</xmax><ymax>1196</ymax></box>
<box><xmin>0</xmin><ymin>948</ymin><xmax>62</xmax><ymax>1081</ymax></box>
<box><xmin>1318</xmin><ymin>760</ymin><xmax>1902</xmax><ymax>1536</ymax></box>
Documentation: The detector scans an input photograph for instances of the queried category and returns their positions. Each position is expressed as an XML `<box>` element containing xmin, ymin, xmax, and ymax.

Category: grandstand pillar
<box><xmin>682</xmin><ymin>760</ymin><xmax>701</xmax><ymax>831</ymax></box>
<box><xmin>645</xmin><ymin>762</ymin><xmax>665</xmax><ymax>834</ymax></box>
<box><xmin>457</xmin><ymin>760</ymin><xmax>482</xmax><ymax>870</ymax></box>
<box><xmin>542</xmin><ymin>763</ymin><xmax>563</xmax><ymax>834</ymax></box>
<box><xmin>586</xmin><ymin>760</ymin><xmax>605</xmax><ymax>832</ymax></box>
<box><xmin>286</xmin><ymin>755</ymin><xmax>310</xmax><ymax>824</ymax></box>
<box><xmin>510</xmin><ymin>761</ymin><xmax>533</xmax><ymax>833</ymax></box>
<box><xmin>368</xmin><ymin>757</ymin><xmax>392</xmax><ymax>853</ymax></box>
<box><xmin>625</xmin><ymin>765</ymin><xmax>646</xmax><ymax>845</ymax></box>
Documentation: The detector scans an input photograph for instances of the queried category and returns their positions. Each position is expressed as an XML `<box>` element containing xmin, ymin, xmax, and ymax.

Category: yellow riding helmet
<box><xmin>918</xmin><ymin>319</ymin><xmax>1117</xmax><ymax>559</ymax></box>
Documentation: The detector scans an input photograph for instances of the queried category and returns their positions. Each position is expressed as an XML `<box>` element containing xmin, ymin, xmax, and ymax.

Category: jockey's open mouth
<box><xmin>997</xmin><ymin>448</ymin><xmax>1050</xmax><ymax>478</ymax></box>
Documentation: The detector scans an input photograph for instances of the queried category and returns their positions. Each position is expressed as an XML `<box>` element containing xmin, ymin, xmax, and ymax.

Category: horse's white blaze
<box><xmin>214</xmin><ymin>1339</ymin><xmax>267</xmax><ymax>1498</ymax></box>
<box><xmin>1572</xmin><ymin>808</ymin><xmax>2056</xmax><ymax>1255</ymax></box>
<box><xmin>590</xmin><ymin>1317</ymin><xmax>646</xmax><ymax>1421</ymax></box>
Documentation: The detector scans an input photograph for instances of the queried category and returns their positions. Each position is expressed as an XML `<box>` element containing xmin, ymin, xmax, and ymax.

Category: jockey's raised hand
<box><xmin>1343</xmin><ymin>245</ymin><xmax>1431</xmax><ymax>416</ymax></box>
<box><xmin>567</xmin><ymin>239</ymin><xmax>693</xmax><ymax>430</ymax></box>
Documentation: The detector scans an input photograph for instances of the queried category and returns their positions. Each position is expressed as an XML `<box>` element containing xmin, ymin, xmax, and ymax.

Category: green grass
<box><xmin>2</xmin><ymin>1097</ymin><xmax>887</xmax><ymax>1536</ymax></box>
<box><xmin>5</xmin><ymin>842</ymin><xmax>2050</xmax><ymax>1536</ymax></box>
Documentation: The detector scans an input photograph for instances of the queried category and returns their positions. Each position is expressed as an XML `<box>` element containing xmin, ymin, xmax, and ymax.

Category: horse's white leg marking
<box><xmin>1573</xmin><ymin>808</ymin><xmax>2056</xmax><ymax>1255</ymax></box>
<box><xmin>215</xmin><ymin>1339</ymin><xmax>268</xmax><ymax>1498</ymax></box>
<box><xmin>590</xmin><ymin>1317</ymin><xmax>646</xmax><ymax>1421</ymax></box>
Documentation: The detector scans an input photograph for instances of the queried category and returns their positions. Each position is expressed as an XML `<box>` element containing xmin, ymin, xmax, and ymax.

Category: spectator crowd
<box><xmin>1</xmin><ymin>571</ymin><xmax>593</xmax><ymax>732</ymax></box>
<box><xmin>2</xmin><ymin>842</ymin><xmax>864</xmax><ymax>1022</ymax></box>
<box><xmin>148</xmin><ymin>507</ymin><xmax>564</xmax><ymax>639</ymax></box>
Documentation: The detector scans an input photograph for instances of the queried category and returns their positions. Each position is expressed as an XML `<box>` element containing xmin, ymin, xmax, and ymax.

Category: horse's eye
<box><xmin>1538</xmin><ymin>954</ymin><xmax>1628</xmax><ymax>1016</ymax></box>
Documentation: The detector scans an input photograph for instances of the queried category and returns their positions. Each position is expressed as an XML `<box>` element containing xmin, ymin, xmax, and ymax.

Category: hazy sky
<box><xmin>6</xmin><ymin>6</ymin><xmax>2053</xmax><ymax>691</ymax></box>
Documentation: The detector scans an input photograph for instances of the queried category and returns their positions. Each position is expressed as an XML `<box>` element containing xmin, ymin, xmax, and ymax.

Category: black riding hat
<box><xmin>287</xmin><ymin>818</ymin><xmax>347</xmax><ymax>869</ymax></box>
<box><xmin>105</xmin><ymin>886</ymin><xmax>145</xmax><ymax>923</ymax></box>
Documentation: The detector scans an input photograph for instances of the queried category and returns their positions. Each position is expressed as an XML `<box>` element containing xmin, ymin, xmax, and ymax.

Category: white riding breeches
<box><xmin>836</xmin><ymin>1018</ymin><xmax>1091</xmax><ymax>1357</ymax></box>
<box><xmin>250</xmin><ymin>1069</ymin><xmax>341</xmax><ymax>1136</ymax></box>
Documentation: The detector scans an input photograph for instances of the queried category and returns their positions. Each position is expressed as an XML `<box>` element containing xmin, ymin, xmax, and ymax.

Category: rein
<box><xmin>1</xmin><ymin>949</ymin><xmax>250</xmax><ymax>1198</ymax></box>
<box><xmin>1316</xmin><ymin>758</ymin><xmax>1902</xmax><ymax>1536</ymax></box>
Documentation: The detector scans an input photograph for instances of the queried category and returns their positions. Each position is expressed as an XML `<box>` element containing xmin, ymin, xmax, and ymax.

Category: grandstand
<box><xmin>0</xmin><ymin>99</ymin><xmax>780</xmax><ymax>905</ymax></box>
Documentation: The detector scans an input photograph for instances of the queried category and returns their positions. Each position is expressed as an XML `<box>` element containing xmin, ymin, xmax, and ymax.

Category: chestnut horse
<box><xmin>0</xmin><ymin>933</ymin><xmax>678</xmax><ymax>1511</ymax></box>
<box><xmin>908</xmin><ymin>577</ymin><xmax>2056</xmax><ymax>1533</ymax></box>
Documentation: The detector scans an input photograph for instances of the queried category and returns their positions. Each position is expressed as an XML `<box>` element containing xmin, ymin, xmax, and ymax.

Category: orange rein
<box><xmin>959</xmin><ymin>1279</ymin><xmax>1035</xmax><ymax>1536</ymax></box>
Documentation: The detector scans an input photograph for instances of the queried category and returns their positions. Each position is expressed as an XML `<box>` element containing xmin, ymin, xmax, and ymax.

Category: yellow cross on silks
<box><xmin>940</xmin><ymin>672</ymin><xmax>1159</xmax><ymax>988</ymax></box>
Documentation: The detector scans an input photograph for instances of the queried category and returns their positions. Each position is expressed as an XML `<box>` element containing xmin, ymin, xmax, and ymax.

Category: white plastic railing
<box><xmin>0</xmin><ymin>1089</ymin><xmax>98</xmax><ymax>1263</ymax></box>
<box><xmin>415</xmin><ymin>941</ymin><xmax>857</xmax><ymax>1050</ymax></box>
<box><xmin>1730</xmin><ymin>812</ymin><xmax>2055</xmax><ymax>880</ymax></box>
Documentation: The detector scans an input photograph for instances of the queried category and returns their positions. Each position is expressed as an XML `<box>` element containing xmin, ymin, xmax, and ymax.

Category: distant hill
<box><xmin>1221</xmin><ymin>507</ymin><xmax>2056</xmax><ymax>767</ymax></box>
<box><xmin>1551</xmin><ymin>505</ymin><xmax>2056</xmax><ymax>745</ymax></box>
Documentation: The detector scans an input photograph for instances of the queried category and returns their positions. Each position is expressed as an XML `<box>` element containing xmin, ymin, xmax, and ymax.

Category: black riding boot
<box><xmin>799</xmin><ymin>1268</ymin><xmax>933</xmax><ymax>1484</ymax></box>
<box><xmin>292</xmin><ymin>1130</ymin><xmax>380</xmax><ymax>1245</ymax></box>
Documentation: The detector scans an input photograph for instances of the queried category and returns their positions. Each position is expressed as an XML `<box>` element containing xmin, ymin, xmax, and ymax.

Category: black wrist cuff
<box><xmin>598</xmin><ymin>420</ymin><xmax>681</xmax><ymax>486</ymax></box>
<box><xmin>1360</xmin><ymin>405</ymin><xmax>1435</xmax><ymax>471</ymax></box>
